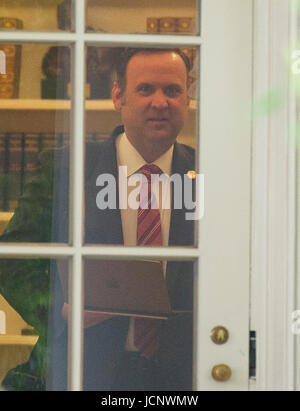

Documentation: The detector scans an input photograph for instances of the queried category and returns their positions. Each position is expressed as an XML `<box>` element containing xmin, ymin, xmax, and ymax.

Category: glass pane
<box><xmin>86</xmin><ymin>0</ymin><xmax>200</xmax><ymax>35</ymax></box>
<box><xmin>0</xmin><ymin>258</ymin><xmax>69</xmax><ymax>391</ymax></box>
<box><xmin>84</xmin><ymin>46</ymin><xmax>199</xmax><ymax>246</ymax></box>
<box><xmin>0</xmin><ymin>43</ymin><xmax>71</xmax><ymax>243</ymax></box>
<box><xmin>0</xmin><ymin>0</ymin><xmax>74</xmax><ymax>32</ymax></box>
<box><xmin>82</xmin><ymin>258</ymin><xmax>194</xmax><ymax>390</ymax></box>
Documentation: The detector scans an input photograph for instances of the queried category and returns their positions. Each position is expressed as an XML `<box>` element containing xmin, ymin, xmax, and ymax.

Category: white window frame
<box><xmin>0</xmin><ymin>1</ymin><xmax>202</xmax><ymax>391</ymax></box>
<box><xmin>251</xmin><ymin>0</ymin><xmax>299</xmax><ymax>391</ymax></box>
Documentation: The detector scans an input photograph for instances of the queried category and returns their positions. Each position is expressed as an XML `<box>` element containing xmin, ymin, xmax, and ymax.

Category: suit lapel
<box><xmin>166</xmin><ymin>143</ymin><xmax>195</xmax><ymax>306</ymax></box>
<box><xmin>169</xmin><ymin>142</ymin><xmax>195</xmax><ymax>246</ymax></box>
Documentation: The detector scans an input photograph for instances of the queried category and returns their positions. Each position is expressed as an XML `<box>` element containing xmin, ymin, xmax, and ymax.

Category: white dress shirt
<box><xmin>115</xmin><ymin>132</ymin><xmax>173</xmax><ymax>351</ymax></box>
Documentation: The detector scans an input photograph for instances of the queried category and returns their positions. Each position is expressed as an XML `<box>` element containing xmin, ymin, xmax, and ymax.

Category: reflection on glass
<box><xmin>82</xmin><ymin>258</ymin><xmax>194</xmax><ymax>390</ymax></box>
<box><xmin>0</xmin><ymin>43</ymin><xmax>71</xmax><ymax>242</ymax></box>
<box><xmin>0</xmin><ymin>0</ymin><xmax>74</xmax><ymax>32</ymax></box>
<box><xmin>0</xmin><ymin>258</ymin><xmax>68</xmax><ymax>391</ymax></box>
<box><xmin>84</xmin><ymin>47</ymin><xmax>198</xmax><ymax>246</ymax></box>
<box><xmin>86</xmin><ymin>0</ymin><xmax>199</xmax><ymax>35</ymax></box>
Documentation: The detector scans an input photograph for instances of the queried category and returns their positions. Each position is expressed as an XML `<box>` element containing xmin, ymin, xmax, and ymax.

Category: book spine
<box><xmin>147</xmin><ymin>17</ymin><xmax>193</xmax><ymax>34</ymax></box>
<box><xmin>0</xmin><ymin>17</ymin><xmax>23</xmax><ymax>30</ymax></box>
<box><xmin>177</xmin><ymin>17</ymin><xmax>192</xmax><ymax>33</ymax></box>
<box><xmin>159</xmin><ymin>17</ymin><xmax>177</xmax><ymax>33</ymax></box>
<box><xmin>146</xmin><ymin>17</ymin><xmax>159</xmax><ymax>33</ymax></box>
<box><xmin>0</xmin><ymin>44</ymin><xmax>22</xmax><ymax>98</ymax></box>
<box><xmin>0</xmin><ymin>18</ymin><xmax>23</xmax><ymax>99</ymax></box>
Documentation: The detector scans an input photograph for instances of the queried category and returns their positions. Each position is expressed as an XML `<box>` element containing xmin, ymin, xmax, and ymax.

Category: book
<box><xmin>0</xmin><ymin>17</ymin><xmax>23</xmax><ymax>30</ymax></box>
<box><xmin>0</xmin><ymin>44</ymin><xmax>22</xmax><ymax>99</ymax></box>
<box><xmin>177</xmin><ymin>17</ymin><xmax>193</xmax><ymax>33</ymax></box>
<box><xmin>0</xmin><ymin>18</ymin><xmax>23</xmax><ymax>99</ymax></box>
<box><xmin>146</xmin><ymin>17</ymin><xmax>193</xmax><ymax>34</ymax></box>
<box><xmin>147</xmin><ymin>18</ymin><xmax>159</xmax><ymax>33</ymax></box>
<box><xmin>159</xmin><ymin>17</ymin><xmax>177</xmax><ymax>33</ymax></box>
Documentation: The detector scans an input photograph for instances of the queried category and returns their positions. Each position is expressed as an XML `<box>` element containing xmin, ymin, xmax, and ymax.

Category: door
<box><xmin>196</xmin><ymin>0</ymin><xmax>252</xmax><ymax>389</ymax></box>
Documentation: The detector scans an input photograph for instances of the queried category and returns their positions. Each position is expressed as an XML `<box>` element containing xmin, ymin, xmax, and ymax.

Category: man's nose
<box><xmin>151</xmin><ymin>90</ymin><xmax>169</xmax><ymax>109</ymax></box>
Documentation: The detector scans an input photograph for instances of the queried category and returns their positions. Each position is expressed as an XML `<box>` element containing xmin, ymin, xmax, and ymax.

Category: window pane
<box><xmin>84</xmin><ymin>46</ymin><xmax>198</xmax><ymax>246</ymax></box>
<box><xmin>0</xmin><ymin>258</ymin><xmax>69</xmax><ymax>391</ymax></box>
<box><xmin>82</xmin><ymin>258</ymin><xmax>194</xmax><ymax>390</ymax></box>
<box><xmin>86</xmin><ymin>0</ymin><xmax>200</xmax><ymax>35</ymax></box>
<box><xmin>0</xmin><ymin>0</ymin><xmax>74</xmax><ymax>32</ymax></box>
<box><xmin>0</xmin><ymin>43</ymin><xmax>71</xmax><ymax>243</ymax></box>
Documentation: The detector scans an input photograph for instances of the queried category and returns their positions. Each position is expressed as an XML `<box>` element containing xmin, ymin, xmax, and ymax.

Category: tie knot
<box><xmin>140</xmin><ymin>164</ymin><xmax>162</xmax><ymax>180</ymax></box>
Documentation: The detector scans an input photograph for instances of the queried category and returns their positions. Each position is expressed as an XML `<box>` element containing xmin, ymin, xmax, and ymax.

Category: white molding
<box><xmin>251</xmin><ymin>0</ymin><xmax>297</xmax><ymax>391</ymax></box>
<box><xmin>0</xmin><ymin>30</ymin><xmax>202</xmax><ymax>46</ymax></box>
<box><xmin>0</xmin><ymin>244</ymin><xmax>199</xmax><ymax>259</ymax></box>
<box><xmin>294</xmin><ymin>0</ymin><xmax>300</xmax><ymax>391</ymax></box>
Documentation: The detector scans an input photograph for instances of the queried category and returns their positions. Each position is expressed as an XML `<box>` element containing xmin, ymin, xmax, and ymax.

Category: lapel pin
<box><xmin>187</xmin><ymin>170</ymin><xmax>196</xmax><ymax>179</ymax></box>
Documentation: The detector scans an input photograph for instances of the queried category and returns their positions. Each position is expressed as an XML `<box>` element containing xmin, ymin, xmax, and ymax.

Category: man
<box><xmin>0</xmin><ymin>48</ymin><xmax>195</xmax><ymax>391</ymax></box>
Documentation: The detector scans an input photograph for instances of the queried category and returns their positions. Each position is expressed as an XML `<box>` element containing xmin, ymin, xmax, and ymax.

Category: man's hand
<box><xmin>62</xmin><ymin>303</ymin><xmax>112</xmax><ymax>328</ymax></box>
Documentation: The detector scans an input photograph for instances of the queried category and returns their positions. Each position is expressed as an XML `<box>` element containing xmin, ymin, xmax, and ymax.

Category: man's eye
<box><xmin>164</xmin><ymin>86</ymin><xmax>182</xmax><ymax>97</ymax></box>
<box><xmin>137</xmin><ymin>84</ymin><xmax>153</xmax><ymax>95</ymax></box>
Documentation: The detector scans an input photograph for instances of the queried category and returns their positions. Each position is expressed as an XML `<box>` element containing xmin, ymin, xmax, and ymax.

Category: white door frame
<box><xmin>251</xmin><ymin>0</ymin><xmax>298</xmax><ymax>391</ymax></box>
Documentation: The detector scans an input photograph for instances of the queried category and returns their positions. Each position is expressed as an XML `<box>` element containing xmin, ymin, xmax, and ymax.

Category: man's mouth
<box><xmin>148</xmin><ymin>118</ymin><xmax>168</xmax><ymax>122</ymax></box>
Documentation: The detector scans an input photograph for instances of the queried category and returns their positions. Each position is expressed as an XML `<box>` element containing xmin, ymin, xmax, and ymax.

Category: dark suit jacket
<box><xmin>0</xmin><ymin>125</ymin><xmax>195</xmax><ymax>391</ymax></box>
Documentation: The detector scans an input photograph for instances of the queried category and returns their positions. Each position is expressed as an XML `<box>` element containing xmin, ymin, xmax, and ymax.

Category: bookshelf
<box><xmin>0</xmin><ymin>99</ymin><xmax>197</xmax><ymax>111</ymax></box>
<box><xmin>0</xmin><ymin>99</ymin><xmax>197</xmax><ymax>147</ymax></box>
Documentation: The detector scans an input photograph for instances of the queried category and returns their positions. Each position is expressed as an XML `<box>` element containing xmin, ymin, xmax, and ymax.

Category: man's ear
<box><xmin>112</xmin><ymin>81</ymin><xmax>123</xmax><ymax>111</ymax></box>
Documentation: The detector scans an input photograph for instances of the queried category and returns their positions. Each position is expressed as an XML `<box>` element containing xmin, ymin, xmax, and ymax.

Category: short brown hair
<box><xmin>115</xmin><ymin>47</ymin><xmax>191</xmax><ymax>93</ymax></box>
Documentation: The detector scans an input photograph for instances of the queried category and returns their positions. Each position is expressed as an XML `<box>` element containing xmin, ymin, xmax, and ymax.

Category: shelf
<box><xmin>1</xmin><ymin>99</ymin><xmax>196</xmax><ymax>145</ymax></box>
<box><xmin>0</xmin><ymin>335</ymin><xmax>38</xmax><ymax>346</ymax></box>
<box><xmin>0</xmin><ymin>99</ymin><xmax>197</xmax><ymax>111</ymax></box>
<box><xmin>0</xmin><ymin>99</ymin><xmax>113</xmax><ymax>111</ymax></box>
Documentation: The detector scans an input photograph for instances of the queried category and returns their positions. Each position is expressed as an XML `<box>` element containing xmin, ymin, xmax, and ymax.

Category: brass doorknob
<box><xmin>210</xmin><ymin>326</ymin><xmax>229</xmax><ymax>345</ymax></box>
<box><xmin>211</xmin><ymin>364</ymin><xmax>232</xmax><ymax>382</ymax></box>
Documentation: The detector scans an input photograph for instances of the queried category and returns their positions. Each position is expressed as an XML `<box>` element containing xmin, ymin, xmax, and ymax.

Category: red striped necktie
<box><xmin>136</xmin><ymin>164</ymin><xmax>162</xmax><ymax>246</ymax></box>
<box><xmin>134</xmin><ymin>164</ymin><xmax>163</xmax><ymax>359</ymax></box>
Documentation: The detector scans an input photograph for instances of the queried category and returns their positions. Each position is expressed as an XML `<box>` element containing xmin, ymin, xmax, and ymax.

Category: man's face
<box><xmin>112</xmin><ymin>51</ymin><xmax>190</xmax><ymax>161</ymax></box>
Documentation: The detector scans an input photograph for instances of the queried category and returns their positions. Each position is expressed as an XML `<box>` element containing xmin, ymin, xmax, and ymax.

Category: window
<box><xmin>0</xmin><ymin>0</ymin><xmax>201</xmax><ymax>390</ymax></box>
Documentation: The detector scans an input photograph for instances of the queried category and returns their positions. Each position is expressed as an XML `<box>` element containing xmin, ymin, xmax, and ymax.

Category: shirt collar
<box><xmin>116</xmin><ymin>132</ymin><xmax>174</xmax><ymax>177</ymax></box>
